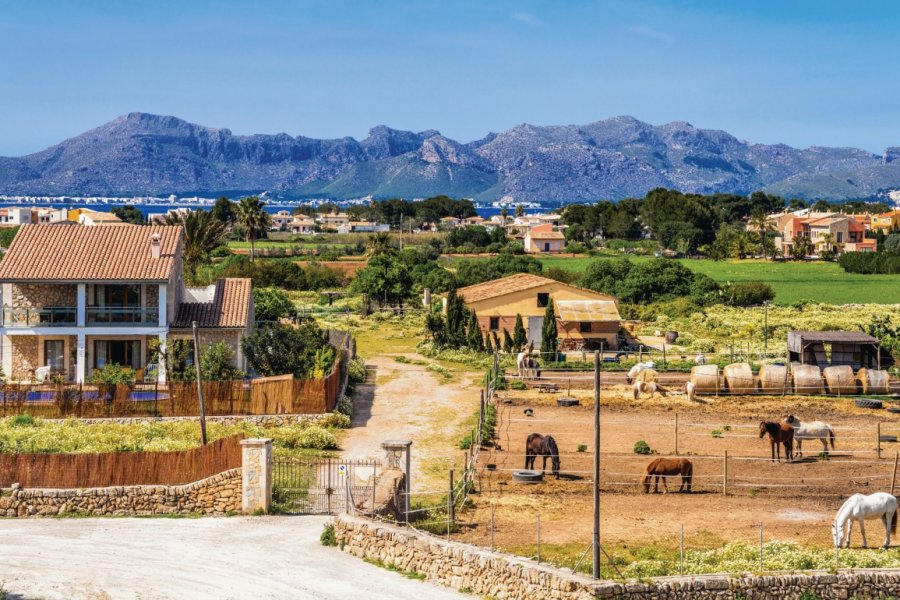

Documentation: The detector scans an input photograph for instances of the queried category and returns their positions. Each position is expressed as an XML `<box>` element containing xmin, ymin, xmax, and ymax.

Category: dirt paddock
<box><xmin>458</xmin><ymin>386</ymin><xmax>900</xmax><ymax>564</ymax></box>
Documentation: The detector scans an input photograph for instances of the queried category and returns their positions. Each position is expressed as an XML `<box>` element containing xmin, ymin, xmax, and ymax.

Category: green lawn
<box><xmin>441</xmin><ymin>255</ymin><xmax>900</xmax><ymax>305</ymax></box>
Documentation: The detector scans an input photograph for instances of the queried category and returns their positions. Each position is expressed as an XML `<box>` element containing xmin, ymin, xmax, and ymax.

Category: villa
<box><xmin>0</xmin><ymin>224</ymin><xmax>253</xmax><ymax>383</ymax></box>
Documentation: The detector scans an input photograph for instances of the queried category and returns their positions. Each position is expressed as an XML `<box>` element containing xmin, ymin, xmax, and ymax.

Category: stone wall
<box><xmin>11</xmin><ymin>283</ymin><xmax>77</xmax><ymax>309</ymax></box>
<box><xmin>0</xmin><ymin>469</ymin><xmax>241</xmax><ymax>517</ymax></box>
<box><xmin>145</xmin><ymin>284</ymin><xmax>159</xmax><ymax>308</ymax></box>
<box><xmin>49</xmin><ymin>413</ymin><xmax>331</xmax><ymax>427</ymax></box>
<box><xmin>10</xmin><ymin>336</ymin><xmax>38</xmax><ymax>379</ymax></box>
<box><xmin>333</xmin><ymin>514</ymin><xmax>900</xmax><ymax>600</ymax></box>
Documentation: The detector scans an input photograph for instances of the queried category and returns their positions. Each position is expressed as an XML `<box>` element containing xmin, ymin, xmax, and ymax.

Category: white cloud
<box><xmin>512</xmin><ymin>12</ymin><xmax>542</xmax><ymax>26</ymax></box>
<box><xmin>628</xmin><ymin>25</ymin><xmax>675</xmax><ymax>43</ymax></box>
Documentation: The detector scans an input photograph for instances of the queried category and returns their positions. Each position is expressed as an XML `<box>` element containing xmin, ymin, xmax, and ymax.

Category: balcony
<box><xmin>2</xmin><ymin>306</ymin><xmax>77</xmax><ymax>328</ymax></box>
<box><xmin>87</xmin><ymin>307</ymin><xmax>158</xmax><ymax>326</ymax></box>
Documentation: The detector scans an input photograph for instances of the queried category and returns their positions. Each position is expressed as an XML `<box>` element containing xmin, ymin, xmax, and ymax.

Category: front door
<box><xmin>44</xmin><ymin>340</ymin><xmax>65</xmax><ymax>374</ymax></box>
<box><xmin>527</xmin><ymin>316</ymin><xmax>544</xmax><ymax>350</ymax></box>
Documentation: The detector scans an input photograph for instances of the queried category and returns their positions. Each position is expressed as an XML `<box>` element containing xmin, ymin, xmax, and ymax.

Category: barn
<box><xmin>787</xmin><ymin>330</ymin><xmax>882</xmax><ymax>370</ymax></box>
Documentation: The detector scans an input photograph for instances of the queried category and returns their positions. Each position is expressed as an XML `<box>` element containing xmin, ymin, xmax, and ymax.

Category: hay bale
<box><xmin>858</xmin><ymin>368</ymin><xmax>890</xmax><ymax>395</ymax></box>
<box><xmin>792</xmin><ymin>364</ymin><xmax>824</xmax><ymax>395</ymax></box>
<box><xmin>635</xmin><ymin>369</ymin><xmax>658</xmax><ymax>383</ymax></box>
<box><xmin>759</xmin><ymin>364</ymin><xmax>790</xmax><ymax>394</ymax></box>
<box><xmin>690</xmin><ymin>364</ymin><xmax>720</xmax><ymax>394</ymax></box>
<box><xmin>723</xmin><ymin>363</ymin><xmax>756</xmax><ymax>394</ymax></box>
<box><xmin>824</xmin><ymin>365</ymin><xmax>857</xmax><ymax>395</ymax></box>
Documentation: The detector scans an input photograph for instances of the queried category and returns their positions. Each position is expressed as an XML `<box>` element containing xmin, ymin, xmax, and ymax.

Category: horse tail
<box><xmin>829</xmin><ymin>427</ymin><xmax>836</xmax><ymax>450</ymax></box>
<box><xmin>892</xmin><ymin>509</ymin><xmax>898</xmax><ymax>534</ymax></box>
<box><xmin>683</xmin><ymin>460</ymin><xmax>693</xmax><ymax>491</ymax></box>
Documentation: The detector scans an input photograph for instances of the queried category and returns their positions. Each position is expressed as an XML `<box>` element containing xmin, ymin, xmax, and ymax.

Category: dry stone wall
<box><xmin>334</xmin><ymin>514</ymin><xmax>900</xmax><ymax>600</ymax></box>
<box><xmin>0</xmin><ymin>468</ymin><xmax>241</xmax><ymax>517</ymax></box>
<box><xmin>53</xmin><ymin>413</ymin><xmax>330</xmax><ymax>427</ymax></box>
<box><xmin>12</xmin><ymin>283</ymin><xmax>77</xmax><ymax>309</ymax></box>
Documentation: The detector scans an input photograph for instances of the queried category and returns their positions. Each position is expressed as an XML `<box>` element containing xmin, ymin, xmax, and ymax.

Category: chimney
<box><xmin>150</xmin><ymin>232</ymin><xmax>161</xmax><ymax>259</ymax></box>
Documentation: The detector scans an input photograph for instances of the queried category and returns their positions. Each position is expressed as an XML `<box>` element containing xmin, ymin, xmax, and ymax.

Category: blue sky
<box><xmin>1</xmin><ymin>0</ymin><xmax>899</xmax><ymax>156</ymax></box>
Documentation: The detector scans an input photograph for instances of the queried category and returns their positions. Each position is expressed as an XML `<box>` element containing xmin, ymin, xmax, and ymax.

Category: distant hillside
<box><xmin>1</xmin><ymin>112</ymin><xmax>899</xmax><ymax>202</ymax></box>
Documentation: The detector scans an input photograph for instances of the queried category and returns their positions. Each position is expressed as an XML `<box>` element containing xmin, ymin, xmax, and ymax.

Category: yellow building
<box><xmin>452</xmin><ymin>273</ymin><xmax>620</xmax><ymax>350</ymax></box>
<box><xmin>871</xmin><ymin>209</ymin><xmax>900</xmax><ymax>233</ymax></box>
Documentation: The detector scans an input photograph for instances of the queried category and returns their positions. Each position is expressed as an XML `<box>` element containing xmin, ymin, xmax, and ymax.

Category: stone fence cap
<box><xmin>240</xmin><ymin>438</ymin><xmax>273</xmax><ymax>446</ymax></box>
<box><xmin>382</xmin><ymin>440</ymin><xmax>412</xmax><ymax>448</ymax></box>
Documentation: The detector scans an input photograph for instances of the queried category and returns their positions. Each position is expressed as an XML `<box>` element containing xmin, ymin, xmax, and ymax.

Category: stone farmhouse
<box><xmin>452</xmin><ymin>273</ymin><xmax>621</xmax><ymax>351</ymax></box>
<box><xmin>0</xmin><ymin>224</ymin><xmax>253</xmax><ymax>383</ymax></box>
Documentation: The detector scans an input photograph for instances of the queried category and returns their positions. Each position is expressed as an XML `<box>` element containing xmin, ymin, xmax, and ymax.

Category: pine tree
<box><xmin>502</xmin><ymin>329</ymin><xmax>513</xmax><ymax>353</ymax></box>
<box><xmin>513</xmin><ymin>314</ymin><xmax>527</xmax><ymax>351</ymax></box>
<box><xmin>541</xmin><ymin>298</ymin><xmax>558</xmax><ymax>359</ymax></box>
<box><xmin>484</xmin><ymin>333</ymin><xmax>493</xmax><ymax>353</ymax></box>
<box><xmin>466</xmin><ymin>310</ymin><xmax>484</xmax><ymax>351</ymax></box>
<box><xmin>425</xmin><ymin>309</ymin><xmax>447</xmax><ymax>347</ymax></box>
<box><xmin>491</xmin><ymin>331</ymin><xmax>501</xmax><ymax>353</ymax></box>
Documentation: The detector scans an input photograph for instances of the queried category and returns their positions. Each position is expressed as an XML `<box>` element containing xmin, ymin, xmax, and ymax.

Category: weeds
<box><xmin>710</xmin><ymin>429</ymin><xmax>724</xmax><ymax>438</ymax></box>
<box><xmin>320</xmin><ymin>523</ymin><xmax>337</xmax><ymax>546</ymax></box>
<box><xmin>363</xmin><ymin>558</ymin><xmax>426</xmax><ymax>580</ymax></box>
<box><xmin>633</xmin><ymin>440</ymin><xmax>651</xmax><ymax>455</ymax></box>
<box><xmin>577</xmin><ymin>444</ymin><xmax>588</xmax><ymax>453</ymax></box>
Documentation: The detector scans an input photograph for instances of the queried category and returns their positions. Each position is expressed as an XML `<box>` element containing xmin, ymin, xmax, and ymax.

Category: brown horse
<box><xmin>759</xmin><ymin>421</ymin><xmax>794</xmax><ymax>462</ymax></box>
<box><xmin>525</xmin><ymin>433</ymin><xmax>560</xmax><ymax>478</ymax></box>
<box><xmin>641</xmin><ymin>458</ymin><xmax>693</xmax><ymax>493</ymax></box>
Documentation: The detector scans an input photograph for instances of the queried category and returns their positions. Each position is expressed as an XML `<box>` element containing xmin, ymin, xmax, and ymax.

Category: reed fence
<box><xmin>0</xmin><ymin>434</ymin><xmax>243</xmax><ymax>488</ymax></box>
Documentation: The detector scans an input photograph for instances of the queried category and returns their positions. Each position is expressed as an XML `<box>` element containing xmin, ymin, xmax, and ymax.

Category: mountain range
<box><xmin>2</xmin><ymin>112</ymin><xmax>900</xmax><ymax>202</ymax></box>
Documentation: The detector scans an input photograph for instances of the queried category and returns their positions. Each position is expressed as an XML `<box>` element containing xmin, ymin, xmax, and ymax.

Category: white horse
<box><xmin>694</xmin><ymin>353</ymin><xmax>706</xmax><ymax>365</ymax></box>
<box><xmin>832</xmin><ymin>492</ymin><xmax>897</xmax><ymax>549</ymax></box>
<box><xmin>685</xmin><ymin>381</ymin><xmax>696</xmax><ymax>402</ymax></box>
<box><xmin>517</xmin><ymin>352</ymin><xmax>539</xmax><ymax>379</ymax></box>
<box><xmin>633</xmin><ymin>381</ymin><xmax>669</xmax><ymax>400</ymax></box>
<box><xmin>626</xmin><ymin>360</ymin><xmax>656</xmax><ymax>384</ymax></box>
<box><xmin>786</xmin><ymin>416</ymin><xmax>836</xmax><ymax>457</ymax></box>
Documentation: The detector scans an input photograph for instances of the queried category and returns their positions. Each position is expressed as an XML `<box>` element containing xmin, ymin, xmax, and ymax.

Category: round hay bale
<box><xmin>690</xmin><ymin>364</ymin><xmax>720</xmax><ymax>394</ymax></box>
<box><xmin>792</xmin><ymin>364</ymin><xmax>824</xmax><ymax>395</ymax></box>
<box><xmin>759</xmin><ymin>364</ymin><xmax>790</xmax><ymax>394</ymax></box>
<box><xmin>823</xmin><ymin>365</ymin><xmax>857</xmax><ymax>395</ymax></box>
<box><xmin>635</xmin><ymin>369</ymin><xmax>658</xmax><ymax>383</ymax></box>
<box><xmin>858</xmin><ymin>368</ymin><xmax>890</xmax><ymax>395</ymax></box>
<box><xmin>723</xmin><ymin>362</ymin><xmax>756</xmax><ymax>394</ymax></box>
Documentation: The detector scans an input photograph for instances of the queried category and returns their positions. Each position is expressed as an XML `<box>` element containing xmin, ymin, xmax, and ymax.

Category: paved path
<box><xmin>0</xmin><ymin>516</ymin><xmax>467</xmax><ymax>599</ymax></box>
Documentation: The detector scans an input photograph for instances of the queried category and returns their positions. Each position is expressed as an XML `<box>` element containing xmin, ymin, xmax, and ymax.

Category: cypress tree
<box><xmin>484</xmin><ymin>333</ymin><xmax>493</xmax><ymax>353</ymax></box>
<box><xmin>513</xmin><ymin>314</ymin><xmax>527</xmax><ymax>351</ymax></box>
<box><xmin>445</xmin><ymin>289</ymin><xmax>467</xmax><ymax>347</ymax></box>
<box><xmin>541</xmin><ymin>298</ymin><xmax>558</xmax><ymax>359</ymax></box>
<box><xmin>491</xmin><ymin>331</ymin><xmax>501</xmax><ymax>352</ymax></box>
<box><xmin>466</xmin><ymin>310</ymin><xmax>484</xmax><ymax>351</ymax></box>
<box><xmin>502</xmin><ymin>329</ymin><xmax>513</xmax><ymax>353</ymax></box>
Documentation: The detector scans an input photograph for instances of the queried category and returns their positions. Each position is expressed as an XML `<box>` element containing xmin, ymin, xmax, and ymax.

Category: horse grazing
<box><xmin>517</xmin><ymin>352</ymin><xmax>540</xmax><ymax>380</ymax></box>
<box><xmin>784</xmin><ymin>415</ymin><xmax>836</xmax><ymax>457</ymax></box>
<box><xmin>633</xmin><ymin>381</ymin><xmax>669</xmax><ymax>400</ymax></box>
<box><xmin>832</xmin><ymin>492</ymin><xmax>898</xmax><ymax>549</ymax></box>
<box><xmin>759</xmin><ymin>421</ymin><xmax>794</xmax><ymax>462</ymax></box>
<box><xmin>525</xmin><ymin>433</ymin><xmax>560</xmax><ymax>478</ymax></box>
<box><xmin>626</xmin><ymin>361</ymin><xmax>655</xmax><ymax>384</ymax></box>
<box><xmin>641</xmin><ymin>458</ymin><xmax>693</xmax><ymax>493</ymax></box>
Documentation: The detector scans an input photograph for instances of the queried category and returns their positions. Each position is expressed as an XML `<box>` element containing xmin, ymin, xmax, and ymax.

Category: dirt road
<box><xmin>0</xmin><ymin>516</ymin><xmax>466</xmax><ymax>600</ymax></box>
<box><xmin>341</xmin><ymin>355</ymin><xmax>479</xmax><ymax>491</ymax></box>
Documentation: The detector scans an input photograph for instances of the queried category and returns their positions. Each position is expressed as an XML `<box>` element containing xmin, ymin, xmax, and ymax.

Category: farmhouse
<box><xmin>454</xmin><ymin>273</ymin><xmax>620</xmax><ymax>350</ymax></box>
<box><xmin>523</xmin><ymin>223</ymin><xmax>566</xmax><ymax>254</ymax></box>
<box><xmin>0</xmin><ymin>224</ymin><xmax>254</xmax><ymax>383</ymax></box>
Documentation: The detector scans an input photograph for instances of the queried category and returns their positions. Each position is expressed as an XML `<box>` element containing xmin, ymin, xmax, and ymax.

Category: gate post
<box><xmin>382</xmin><ymin>440</ymin><xmax>412</xmax><ymax>523</ymax></box>
<box><xmin>241</xmin><ymin>438</ymin><xmax>273</xmax><ymax>514</ymax></box>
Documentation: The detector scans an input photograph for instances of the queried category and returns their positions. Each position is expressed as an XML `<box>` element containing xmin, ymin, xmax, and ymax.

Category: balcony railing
<box><xmin>2</xmin><ymin>306</ymin><xmax>78</xmax><ymax>328</ymax></box>
<box><xmin>86</xmin><ymin>307</ymin><xmax>158</xmax><ymax>326</ymax></box>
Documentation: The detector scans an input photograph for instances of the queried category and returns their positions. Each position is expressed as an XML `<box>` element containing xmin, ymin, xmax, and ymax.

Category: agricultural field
<box><xmin>457</xmin><ymin>386</ymin><xmax>900</xmax><ymax>578</ymax></box>
<box><xmin>441</xmin><ymin>255</ymin><xmax>900</xmax><ymax>305</ymax></box>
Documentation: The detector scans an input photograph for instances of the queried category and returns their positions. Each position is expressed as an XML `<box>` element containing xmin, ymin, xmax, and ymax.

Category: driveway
<box><xmin>0</xmin><ymin>516</ymin><xmax>467</xmax><ymax>599</ymax></box>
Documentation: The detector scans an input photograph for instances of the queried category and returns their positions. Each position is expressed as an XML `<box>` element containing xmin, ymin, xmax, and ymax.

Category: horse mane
<box><xmin>545</xmin><ymin>434</ymin><xmax>559</xmax><ymax>457</ymax></box>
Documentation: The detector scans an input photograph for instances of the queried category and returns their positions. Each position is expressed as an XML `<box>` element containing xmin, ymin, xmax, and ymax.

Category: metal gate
<box><xmin>273</xmin><ymin>457</ymin><xmax>378</xmax><ymax>515</ymax></box>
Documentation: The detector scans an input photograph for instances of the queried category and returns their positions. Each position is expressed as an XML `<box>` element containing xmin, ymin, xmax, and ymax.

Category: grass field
<box><xmin>441</xmin><ymin>255</ymin><xmax>900</xmax><ymax>305</ymax></box>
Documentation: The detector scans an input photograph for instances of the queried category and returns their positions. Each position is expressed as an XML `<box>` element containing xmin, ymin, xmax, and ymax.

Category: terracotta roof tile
<box><xmin>0</xmin><ymin>224</ymin><xmax>181</xmax><ymax>282</ymax></box>
<box><xmin>456</xmin><ymin>273</ymin><xmax>558</xmax><ymax>303</ymax></box>
<box><xmin>528</xmin><ymin>230</ymin><xmax>566</xmax><ymax>240</ymax></box>
<box><xmin>171</xmin><ymin>278</ymin><xmax>252</xmax><ymax>329</ymax></box>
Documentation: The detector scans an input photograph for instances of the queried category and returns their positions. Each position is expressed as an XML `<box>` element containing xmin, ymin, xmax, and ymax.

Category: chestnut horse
<box><xmin>525</xmin><ymin>433</ymin><xmax>560</xmax><ymax>478</ymax></box>
<box><xmin>641</xmin><ymin>458</ymin><xmax>693</xmax><ymax>493</ymax></box>
<box><xmin>759</xmin><ymin>421</ymin><xmax>794</xmax><ymax>462</ymax></box>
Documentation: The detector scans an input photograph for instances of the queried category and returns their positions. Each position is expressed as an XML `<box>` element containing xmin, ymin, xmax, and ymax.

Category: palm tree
<box><xmin>817</xmin><ymin>232</ymin><xmax>837</xmax><ymax>261</ymax></box>
<box><xmin>514</xmin><ymin>204</ymin><xmax>525</xmax><ymax>218</ymax></box>
<box><xmin>748</xmin><ymin>212</ymin><xmax>775</xmax><ymax>258</ymax></box>
<box><xmin>500</xmin><ymin>207</ymin><xmax>509</xmax><ymax>221</ymax></box>
<box><xmin>163</xmin><ymin>210</ymin><xmax>227</xmax><ymax>282</ymax></box>
<box><xmin>234</xmin><ymin>196</ymin><xmax>271</xmax><ymax>262</ymax></box>
<box><xmin>791</xmin><ymin>235</ymin><xmax>813</xmax><ymax>260</ymax></box>
<box><xmin>365</xmin><ymin>232</ymin><xmax>395</xmax><ymax>257</ymax></box>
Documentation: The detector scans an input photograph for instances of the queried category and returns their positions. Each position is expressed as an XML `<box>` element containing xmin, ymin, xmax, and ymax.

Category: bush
<box><xmin>242</xmin><ymin>321</ymin><xmax>331</xmax><ymax>379</ymax></box>
<box><xmin>577</xmin><ymin>444</ymin><xmax>587</xmax><ymax>452</ymax></box>
<box><xmin>320</xmin><ymin>523</ymin><xmax>337</xmax><ymax>546</ymax></box>
<box><xmin>253</xmin><ymin>287</ymin><xmax>295</xmax><ymax>322</ymax></box>
<box><xmin>88</xmin><ymin>363</ymin><xmax>136</xmax><ymax>385</ymax></box>
<box><xmin>319</xmin><ymin>412</ymin><xmax>351</xmax><ymax>429</ymax></box>
<box><xmin>633</xmin><ymin>440</ymin><xmax>651</xmax><ymax>455</ymax></box>
<box><xmin>839</xmin><ymin>251</ymin><xmax>900</xmax><ymax>274</ymax></box>
<box><xmin>581</xmin><ymin>258</ymin><xmax>720</xmax><ymax>305</ymax></box>
<box><xmin>722</xmin><ymin>281</ymin><xmax>775</xmax><ymax>307</ymax></box>
<box><xmin>10</xmin><ymin>414</ymin><xmax>35</xmax><ymax>428</ymax></box>
<box><xmin>347</xmin><ymin>358</ymin><xmax>367</xmax><ymax>389</ymax></box>
<box><xmin>274</xmin><ymin>425</ymin><xmax>338</xmax><ymax>450</ymax></box>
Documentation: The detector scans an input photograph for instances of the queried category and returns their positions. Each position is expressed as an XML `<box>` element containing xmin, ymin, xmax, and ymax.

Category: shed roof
<box><xmin>171</xmin><ymin>278</ymin><xmax>252</xmax><ymax>329</ymax></box>
<box><xmin>555</xmin><ymin>300</ymin><xmax>620</xmax><ymax>322</ymax></box>
<box><xmin>528</xmin><ymin>230</ymin><xmax>565</xmax><ymax>240</ymax></box>
<box><xmin>0</xmin><ymin>224</ymin><xmax>181</xmax><ymax>282</ymax></box>
<box><xmin>787</xmin><ymin>330</ymin><xmax>880</xmax><ymax>352</ymax></box>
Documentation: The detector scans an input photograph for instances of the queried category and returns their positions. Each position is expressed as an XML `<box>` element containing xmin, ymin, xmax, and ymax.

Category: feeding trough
<box><xmin>557</xmin><ymin>397</ymin><xmax>580</xmax><ymax>407</ymax></box>
<box><xmin>486</xmin><ymin>463</ymin><xmax>497</xmax><ymax>471</ymax></box>
<box><xmin>512</xmin><ymin>470</ymin><xmax>544</xmax><ymax>484</ymax></box>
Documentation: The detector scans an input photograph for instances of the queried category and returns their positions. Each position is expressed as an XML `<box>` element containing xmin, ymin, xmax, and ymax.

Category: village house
<box><xmin>0</xmin><ymin>224</ymin><xmax>253</xmax><ymax>383</ymax></box>
<box><xmin>289</xmin><ymin>216</ymin><xmax>317</xmax><ymax>235</ymax></box>
<box><xmin>316</xmin><ymin>213</ymin><xmax>350</xmax><ymax>229</ymax></box>
<box><xmin>871</xmin><ymin>209</ymin><xmax>900</xmax><ymax>233</ymax></box>
<box><xmin>0</xmin><ymin>207</ymin><xmax>34</xmax><ymax>227</ymax></box>
<box><xmin>270</xmin><ymin>210</ymin><xmax>294</xmax><ymax>230</ymax></box>
<box><xmin>452</xmin><ymin>273</ymin><xmax>621</xmax><ymax>351</ymax></box>
<box><xmin>524</xmin><ymin>223</ymin><xmax>566</xmax><ymax>254</ymax></box>
<box><xmin>74</xmin><ymin>208</ymin><xmax>125</xmax><ymax>226</ymax></box>
<box><xmin>769</xmin><ymin>210</ymin><xmax>875</xmax><ymax>256</ymax></box>
<box><xmin>336</xmin><ymin>221</ymin><xmax>390</xmax><ymax>234</ymax></box>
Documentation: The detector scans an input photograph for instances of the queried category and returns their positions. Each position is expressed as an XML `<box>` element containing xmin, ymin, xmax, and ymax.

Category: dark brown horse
<box><xmin>641</xmin><ymin>458</ymin><xmax>693</xmax><ymax>493</ymax></box>
<box><xmin>759</xmin><ymin>421</ymin><xmax>794</xmax><ymax>462</ymax></box>
<box><xmin>525</xmin><ymin>433</ymin><xmax>560</xmax><ymax>477</ymax></box>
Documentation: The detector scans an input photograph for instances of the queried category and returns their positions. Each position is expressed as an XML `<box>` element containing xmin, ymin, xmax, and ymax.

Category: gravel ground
<box><xmin>0</xmin><ymin>516</ymin><xmax>467</xmax><ymax>599</ymax></box>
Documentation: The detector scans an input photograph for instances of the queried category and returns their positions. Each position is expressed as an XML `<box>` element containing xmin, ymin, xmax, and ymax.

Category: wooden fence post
<box><xmin>878</xmin><ymin>423</ymin><xmax>883</xmax><ymax>460</ymax></box>
<box><xmin>891</xmin><ymin>452</ymin><xmax>899</xmax><ymax>496</ymax></box>
<box><xmin>723</xmin><ymin>451</ymin><xmax>728</xmax><ymax>496</ymax></box>
<box><xmin>674</xmin><ymin>412</ymin><xmax>679</xmax><ymax>455</ymax></box>
<box><xmin>448</xmin><ymin>469</ymin><xmax>455</xmax><ymax>538</ymax></box>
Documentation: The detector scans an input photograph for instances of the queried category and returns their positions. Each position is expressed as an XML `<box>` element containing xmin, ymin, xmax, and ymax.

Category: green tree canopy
<box><xmin>241</xmin><ymin>321</ymin><xmax>330</xmax><ymax>379</ymax></box>
<box><xmin>253</xmin><ymin>287</ymin><xmax>295</xmax><ymax>322</ymax></box>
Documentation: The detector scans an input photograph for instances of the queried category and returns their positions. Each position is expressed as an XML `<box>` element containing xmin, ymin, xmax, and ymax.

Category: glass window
<box><xmin>44</xmin><ymin>340</ymin><xmax>65</xmax><ymax>372</ymax></box>
<box><xmin>93</xmin><ymin>340</ymin><xmax>141</xmax><ymax>369</ymax></box>
<box><xmin>489</xmin><ymin>317</ymin><xmax>499</xmax><ymax>331</ymax></box>
<box><xmin>94</xmin><ymin>284</ymin><xmax>141</xmax><ymax>307</ymax></box>
<box><xmin>579</xmin><ymin>322</ymin><xmax>592</xmax><ymax>333</ymax></box>
<box><xmin>537</xmin><ymin>293</ymin><xmax>550</xmax><ymax>308</ymax></box>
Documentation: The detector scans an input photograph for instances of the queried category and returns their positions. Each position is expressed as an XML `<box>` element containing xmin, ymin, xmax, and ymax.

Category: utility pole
<box><xmin>192</xmin><ymin>321</ymin><xmax>207</xmax><ymax>445</ymax></box>
<box><xmin>592</xmin><ymin>350</ymin><xmax>600</xmax><ymax>579</ymax></box>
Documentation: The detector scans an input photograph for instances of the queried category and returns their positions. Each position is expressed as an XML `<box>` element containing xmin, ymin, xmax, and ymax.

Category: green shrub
<box><xmin>319</xmin><ymin>413</ymin><xmax>351</xmax><ymax>429</ymax></box>
<box><xmin>320</xmin><ymin>523</ymin><xmax>337</xmax><ymax>546</ymax></box>
<box><xmin>508</xmin><ymin>380</ymin><xmax>527</xmax><ymax>390</ymax></box>
<box><xmin>577</xmin><ymin>444</ymin><xmax>587</xmax><ymax>453</ymax></box>
<box><xmin>88</xmin><ymin>363</ymin><xmax>136</xmax><ymax>385</ymax></box>
<box><xmin>722</xmin><ymin>281</ymin><xmax>775</xmax><ymax>307</ymax></box>
<box><xmin>10</xmin><ymin>414</ymin><xmax>36</xmax><ymax>428</ymax></box>
<box><xmin>347</xmin><ymin>358</ymin><xmax>368</xmax><ymax>387</ymax></box>
<box><xmin>272</xmin><ymin>425</ymin><xmax>338</xmax><ymax>450</ymax></box>
<box><xmin>633</xmin><ymin>440</ymin><xmax>651</xmax><ymax>455</ymax></box>
<box><xmin>459</xmin><ymin>435</ymin><xmax>473</xmax><ymax>450</ymax></box>
<box><xmin>336</xmin><ymin>395</ymin><xmax>353</xmax><ymax>418</ymax></box>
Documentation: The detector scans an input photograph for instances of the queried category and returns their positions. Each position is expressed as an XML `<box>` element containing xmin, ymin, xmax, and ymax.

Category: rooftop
<box><xmin>555</xmin><ymin>300</ymin><xmax>621</xmax><ymax>322</ymax></box>
<box><xmin>0</xmin><ymin>224</ymin><xmax>181</xmax><ymax>282</ymax></box>
<box><xmin>455</xmin><ymin>273</ymin><xmax>614</xmax><ymax>305</ymax></box>
<box><xmin>171</xmin><ymin>278</ymin><xmax>253</xmax><ymax>329</ymax></box>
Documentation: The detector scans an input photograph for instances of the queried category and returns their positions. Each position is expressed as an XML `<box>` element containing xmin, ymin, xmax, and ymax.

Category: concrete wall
<box><xmin>334</xmin><ymin>514</ymin><xmax>900</xmax><ymax>600</ymax></box>
<box><xmin>0</xmin><ymin>469</ymin><xmax>241</xmax><ymax>517</ymax></box>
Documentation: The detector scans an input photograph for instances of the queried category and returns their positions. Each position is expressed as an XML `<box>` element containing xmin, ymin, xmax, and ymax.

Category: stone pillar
<box><xmin>76</xmin><ymin>284</ymin><xmax>86</xmax><ymax>327</ymax></box>
<box><xmin>241</xmin><ymin>438</ymin><xmax>272</xmax><ymax>514</ymax></box>
<box><xmin>156</xmin><ymin>333</ymin><xmax>167</xmax><ymax>383</ymax></box>
<box><xmin>158</xmin><ymin>283</ymin><xmax>167</xmax><ymax>327</ymax></box>
<box><xmin>75</xmin><ymin>333</ymin><xmax>86</xmax><ymax>384</ymax></box>
<box><xmin>381</xmin><ymin>440</ymin><xmax>412</xmax><ymax>522</ymax></box>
